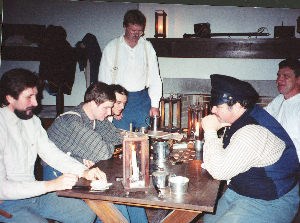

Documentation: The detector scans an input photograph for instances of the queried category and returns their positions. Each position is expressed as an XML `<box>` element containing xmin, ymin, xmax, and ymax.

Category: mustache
<box><xmin>26</xmin><ymin>106</ymin><xmax>36</xmax><ymax>111</ymax></box>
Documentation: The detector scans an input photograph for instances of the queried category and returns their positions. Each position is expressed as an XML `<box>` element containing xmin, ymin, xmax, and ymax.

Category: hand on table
<box><xmin>202</xmin><ymin>114</ymin><xmax>231</xmax><ymax>132</ymax></box>
<box><xmin>45</xmin><ymin>173</ymin><xmax>79</xmax><ymax>192</ymax></box>
<box><xmin>83</xmin><ymin>167</ymin><xmax>107</xmax><ymax>183</ymax></box>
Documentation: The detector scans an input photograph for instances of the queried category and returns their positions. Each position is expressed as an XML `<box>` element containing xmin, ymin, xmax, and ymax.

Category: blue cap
<box><xmin>210</xmin><ymin>74</ymin><xmax>259</xmax><ymax>106</ymax></box>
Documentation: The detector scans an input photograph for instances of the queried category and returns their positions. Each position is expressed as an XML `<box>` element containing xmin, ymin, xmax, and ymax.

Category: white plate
<box><xmin>147</xmin><ymin>131</ymin><xmax>172</xmax><ymax>138</ymax></box>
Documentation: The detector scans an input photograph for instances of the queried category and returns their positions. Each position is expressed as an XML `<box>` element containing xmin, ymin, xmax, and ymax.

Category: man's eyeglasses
<box><xmin>128</xmin><ymin>28</ymin><xmax>144</xmax><ymax>36</ymax></box>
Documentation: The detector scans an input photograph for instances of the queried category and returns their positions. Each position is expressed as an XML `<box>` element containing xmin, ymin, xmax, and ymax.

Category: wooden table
<box><xmin>57</xmin><ymin>151</ymin><xmax>220</xmax><ymax>223</ymax></box>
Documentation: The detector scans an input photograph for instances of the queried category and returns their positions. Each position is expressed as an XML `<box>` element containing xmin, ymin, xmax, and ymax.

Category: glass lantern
<box><xmin>122</xmin><ymin>132</ymin><xmax>150</xmax><ymax>192</ymax></box>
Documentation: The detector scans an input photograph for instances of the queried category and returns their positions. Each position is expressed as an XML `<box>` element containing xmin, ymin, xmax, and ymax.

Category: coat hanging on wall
<box><xmin>76</xmin><ymin>33</ymin><xmax>102</xmax><ymax>87</ymax></box>
<box><xmin>39</xmin><ymin>25</ymin><xmax>76</xmax><ymax>95</ymax></box>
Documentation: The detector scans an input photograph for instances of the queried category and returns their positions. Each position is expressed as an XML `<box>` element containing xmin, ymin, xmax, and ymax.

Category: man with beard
<box><xmin>202</xmin><ymin>74</ymin><xmax>299</xmax><ymax>223</ymax></box>
<box><xmin>0</xmin><ymin>68</ymin><xmax>106</xmax><ymax>223</ymax></box>
<box><xmin>99</xmin><ymin>9</ymin><xmax>162</xmax><ymax>132</ymax></box>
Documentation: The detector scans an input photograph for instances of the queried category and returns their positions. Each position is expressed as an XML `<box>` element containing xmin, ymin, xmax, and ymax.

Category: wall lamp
<box><xmin>154</xmin><ymin>10</ymin><xmax>167</xmax><ymax>38</ymax></box>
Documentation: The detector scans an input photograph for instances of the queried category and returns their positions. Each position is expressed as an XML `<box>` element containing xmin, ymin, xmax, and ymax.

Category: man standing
<box><xmin>99</xmin><ymin>9</ymin><xmax>162</xmax><ymax>130</ymax></box>
<box><xmin>202</xmin><ymin>74</ymin><xmax>299</xmax><ymax>223</ymax></box>
<box><xmin>265</xmin><ymin>59</ymin><xmax>300</xmax><ymax>161</ymax></box>
<box><xmin>0</xmin><ymin>68</ymin><xmax>105</xmax><ymax>223</ymax></box>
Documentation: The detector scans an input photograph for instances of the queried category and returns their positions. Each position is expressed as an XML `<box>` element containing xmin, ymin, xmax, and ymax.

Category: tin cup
<box><xmin>169</xmin><ymin>176</ymin><xmax>189</xmax><ymax>195</ymax></box>
<box><xmin>152</xmin><ymin>170</ymin><xmax>170</xmax><ymax>189</ymax></box>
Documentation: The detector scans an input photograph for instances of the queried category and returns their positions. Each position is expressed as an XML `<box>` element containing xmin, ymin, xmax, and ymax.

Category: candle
<box><xmin>195</xmin><ymin>122</ymin><xmax>200</xmax><ymax>137</ymax></box>
<box><xmin>131</xmin><ymin>145</ymin><xmax>139</xmax><ymax>180</ymax></box>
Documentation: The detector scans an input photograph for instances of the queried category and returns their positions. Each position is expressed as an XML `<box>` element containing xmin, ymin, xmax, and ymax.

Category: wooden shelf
<box><xmin>1</xmin><ymin>46</ymin><xmax>42</xmax><ymax>61</ymax></box>
<box><xmin>1</xmin><ymin>24</ymin><xmax>46</xmax><ymax>61</ymax></box>
<box><xmin>147</xmin><ymin>38</ymin><xmax>300</xmax><ymax>59</ymax></box>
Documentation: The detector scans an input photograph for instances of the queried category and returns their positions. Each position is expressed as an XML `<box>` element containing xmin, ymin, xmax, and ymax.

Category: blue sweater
<box><xmin>224</xmin><ymin>105</ymin><xmax>299</xmax><ymax>200</ymax></box>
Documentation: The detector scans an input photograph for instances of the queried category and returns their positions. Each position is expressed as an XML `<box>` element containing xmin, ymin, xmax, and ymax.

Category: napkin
<box><xmin>90</xmin><ymin>180</ymin><xmax>112</xmax><ymax>191</ymax></box>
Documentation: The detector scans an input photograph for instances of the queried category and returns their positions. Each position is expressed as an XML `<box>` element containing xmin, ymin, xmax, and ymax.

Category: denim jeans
<box><xmin>43</xmin><ymin>164</ymin><xmax>148</xmax><ymax>223</ymax></box>
<box><xmin>0</xmin><ymin>192</ymin><xmax>95</xmax><ymax>223</ymax></box>
<box><xmin>203</xmin><ymin>184</ymin><xmax>299</xmax><ymax>223</ymax></box>
<box><xmin>113</xmin><ymin>88</ymin><xmax>151</xmax><ymax>130</ymax></box>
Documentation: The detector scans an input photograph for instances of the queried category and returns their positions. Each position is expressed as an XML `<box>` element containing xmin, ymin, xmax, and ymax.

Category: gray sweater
<box><xmin>47</xmin><ymin>103</ymin><xmax>123</xmax><ymax>163</ymax></box>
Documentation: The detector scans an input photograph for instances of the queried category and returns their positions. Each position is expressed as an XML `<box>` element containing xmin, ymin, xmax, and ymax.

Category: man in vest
<box><xmin>99</xmin><ymin>9</ymin><xmax>162</xmax><ymax>131</ymax></box>
<box><xmin>202</xmin><ymin>74</ymin><xmax>299</xmax><ymax>223</ymax></box>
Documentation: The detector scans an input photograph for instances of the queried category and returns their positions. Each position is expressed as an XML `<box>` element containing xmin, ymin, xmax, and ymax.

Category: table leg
<box><xmin>84</xmin><ymin>199</ymin><xmax>128</xmax><ymax>223</ymax></box>
<box><xmin>161</xmin><ymin>210</ymin><xmax>201</xmax><ymax>223</ymax></box>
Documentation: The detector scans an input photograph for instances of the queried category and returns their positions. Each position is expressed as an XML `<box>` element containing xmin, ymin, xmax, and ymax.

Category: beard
<box><xmin>14</xmin><ymin>107</ymin><xmax>35</xmax><ymax>120</ymax></box>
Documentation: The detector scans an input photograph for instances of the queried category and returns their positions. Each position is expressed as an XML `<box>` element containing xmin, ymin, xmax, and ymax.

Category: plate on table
<box><xmin>147</xmin><ymin>131</ymin><xmax>172</xmax><ymax>138</ymax></box>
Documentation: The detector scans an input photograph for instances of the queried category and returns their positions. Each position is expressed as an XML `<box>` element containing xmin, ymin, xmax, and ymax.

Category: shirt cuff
<box><xmin>204</xmin><ymin>131</ymin><xmax>218</xmax><ymax>140</ymax></box>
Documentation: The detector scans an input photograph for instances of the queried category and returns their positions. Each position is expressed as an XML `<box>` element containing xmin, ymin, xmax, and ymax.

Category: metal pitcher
<box><xmin>145</xmin><ymin>115</ymin><xmax>161</xmax><ymax>132</ymax></box>
<box><xmin>152</xmin><ymin>141</ymin><xmax>170</xmax><ymax>163</ymax></box>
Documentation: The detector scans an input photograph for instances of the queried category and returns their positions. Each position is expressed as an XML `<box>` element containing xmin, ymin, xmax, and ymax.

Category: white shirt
<box><xmin>0</xmin><ymin>107</ymin><xmax>87</xmax><ymax>200</ymax></box>
<box><xmin>98</xmin><ymin>35</ymin><xmax>162</xmax><ymax>108</ymax></box>
<box><xmin>265</xmin><ymin>93</ymin><xmax>300</xmax><ymax>161</ymax></box>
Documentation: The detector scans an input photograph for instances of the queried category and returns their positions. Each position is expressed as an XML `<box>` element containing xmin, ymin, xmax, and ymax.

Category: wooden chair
<box><xmin>0</xmin><ymin>207</ymin><xmax>12</xmax><ymax>219</ymax></box>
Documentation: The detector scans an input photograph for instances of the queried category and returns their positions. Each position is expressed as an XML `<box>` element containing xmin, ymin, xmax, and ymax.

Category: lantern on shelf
<box><xmin>154</xmin><ymin>10</ymin><xmax>167</xmax><ymax>38</ymax></box>
<box><xmin>160</xmin><ymin>94</ymin><xmax>182</xmax><ymax>132</ymax></box>
<box><xmin>122</xmin><ymin>132</ymin><xmax>150</xmax><ymax>192</ymax></box>
<box><xmin>187</xmin><ymin>103</ymin><xmax>204</xmax><ymax>140</ymax></box>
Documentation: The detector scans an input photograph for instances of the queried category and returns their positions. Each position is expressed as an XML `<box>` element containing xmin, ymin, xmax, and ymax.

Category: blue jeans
<box><xmin>204</xmin><ymin>184</ymin><xmax>299</xmax><ymax>223</ymax></box>
<box><xmin>0</xmin><ymin>192</ymin><xmax>95</xmax><ymax>223</ymax></box>
<box><xmin>113</xmin><ymin>88</ymin><xmax>151</xmax><ymax>131</ymax></box>
<box><xmin>43</xmin><ymin>164</ymin><xmax>148</xmax><ymax>223</ymax></box>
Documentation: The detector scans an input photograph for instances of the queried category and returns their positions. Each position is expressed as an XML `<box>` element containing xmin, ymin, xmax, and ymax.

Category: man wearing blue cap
<box><xmin>202</xmin><ymin>74</ymin><xmax>299</xmax><ymax>223</ymax></box>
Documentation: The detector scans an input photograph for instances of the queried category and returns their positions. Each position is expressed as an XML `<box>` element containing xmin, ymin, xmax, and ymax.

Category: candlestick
<box><xmin>195</xmin><ymin>122</ymin><xmax>200</xmax><ymax>137</ymax></box>
<box><xmin>131</xmin><ymin>145</ymin><xmax>139</xmax><ymax>181</ymax></box>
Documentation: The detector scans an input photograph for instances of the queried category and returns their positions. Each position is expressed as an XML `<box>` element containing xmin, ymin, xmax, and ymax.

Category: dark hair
<box><xmin>279</xmin><ymin>59</ymin><xmax>300</xmax><ymax>77</ymax></box>
<box><xmin>0</xmin><ymin>68</ymin><xmax>39</xmax><ymax>107</ymax></box>
<box><xmin>110</xmin><ymin>84</ymin><xmax>128</xmax><ymax>97</ymax></box>
<box><xmin>84</xmin><ymin>82</ymin><xmax>115</xmax><ymax>105</ymax></box>
<box><xmin>123</xmin><ymin>9</ymin><xmax>146</xmax><ymax>29</ymax></box>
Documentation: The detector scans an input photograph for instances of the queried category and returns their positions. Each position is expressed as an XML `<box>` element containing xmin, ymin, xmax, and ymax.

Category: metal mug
<box><xmin>145</xmin><ymin>115</ymin><xmax>161</xmax><ymax>132</ymax></box>
<box><xmin>152</xmin><ymin>141</ymin><xmax>170</xmax><ymax>163</ymax></box>
<box><xmin>169</xmin><ymin>176</ymin><xmax>189</xmax><ymax>195</ymax></box>
<box><xmin>152</xmin><ymin>170</ymin><xmax>170</xmax><ymax>189</ymax></box>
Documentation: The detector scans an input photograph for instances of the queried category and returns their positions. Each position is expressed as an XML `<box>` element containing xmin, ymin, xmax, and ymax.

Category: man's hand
<box><xmin>83</xmin><ymin>159</ymin><xmax>95</xmax><ymax>168</ymax></box>
<box><xmin>149</xmin><ymin>107</ymin><xmax>160</xmax><ymax>116</ymax></box>
<box><xmin>82</xmin><ymin>167</ymin><xmax>107</xmax><ymax>182</ymax></box>
<box><xmin>202</xmin><ymin>114</ymin><xmax>231</xmax><ymax>132</ymax></box>
<box><xmin>45</xmin><ymin>173</ymin><xmax>79</xmax><ymax>192</ymax></box>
